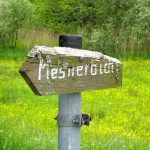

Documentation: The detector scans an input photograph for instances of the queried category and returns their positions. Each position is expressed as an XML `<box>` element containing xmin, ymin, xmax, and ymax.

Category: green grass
<box><xmin>0</xmin><ymin>48</ymin><xmax>150</xmax><ymax>150</ymax></box>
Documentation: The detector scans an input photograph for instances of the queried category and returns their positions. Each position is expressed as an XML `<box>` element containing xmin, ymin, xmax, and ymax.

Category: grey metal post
<box><xmin>58</xmin><ymin>35</ymin><xmax>82</xmax><ymax>150</ymax></box>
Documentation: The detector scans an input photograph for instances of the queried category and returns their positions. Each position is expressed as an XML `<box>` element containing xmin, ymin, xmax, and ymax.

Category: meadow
<box><xmin>0</xmin><ymin>48</ymin><xmax>150</xmax><ymax>150</ymax></box>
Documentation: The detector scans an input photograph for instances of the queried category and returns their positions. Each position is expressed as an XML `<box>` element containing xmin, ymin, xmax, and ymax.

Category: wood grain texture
<box><xmin>19</xmin><ymin>46</ymin><xmax>123</xmax><ymax>95</ymax></box>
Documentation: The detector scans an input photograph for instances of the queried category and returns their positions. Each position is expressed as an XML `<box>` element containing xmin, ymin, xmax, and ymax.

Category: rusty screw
<box><xmin>79</xmin><ymin>56</ymin><xmax>83</xmax><ymax>63</ymax></box>
<box><xmin>100</xmin><ymin>55</ymin><xmax>105</xmax><ymax>61</ymax></box>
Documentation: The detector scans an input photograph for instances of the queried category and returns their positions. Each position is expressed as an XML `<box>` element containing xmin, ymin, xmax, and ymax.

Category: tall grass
<box><xmin>1</xmin><ymin>27</ymin><xmax>149</xmax><ymax>59</ymax></box>
<box><xmin>81</xmin><ymin>28</ymin><xmax>150</xmax><ymax>58</ymax></box>
<box><xmin>18</xmin><ymin>28</ymin><xmax>59</xmax><ymax>49</ymax></box>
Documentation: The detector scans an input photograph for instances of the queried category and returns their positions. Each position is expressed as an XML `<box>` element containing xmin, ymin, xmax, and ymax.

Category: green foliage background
<box><xmin>0</xmin><ymin>0</ymin><xmax>150</xmax><ymax>57</ymax></box>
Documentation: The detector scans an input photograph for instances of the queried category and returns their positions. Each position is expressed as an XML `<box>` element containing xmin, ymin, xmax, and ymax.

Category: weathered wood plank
<box><xmin>19</xmin><ymin>46</ymin><xmax>123</xmax><ymax>95</ymax></box>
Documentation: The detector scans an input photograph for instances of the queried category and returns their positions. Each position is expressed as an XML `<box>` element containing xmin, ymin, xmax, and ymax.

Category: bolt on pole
<box><xmin>58</xmin><ymin>35</ymin><xmax>82</xmax><ymax>150</ymax></box>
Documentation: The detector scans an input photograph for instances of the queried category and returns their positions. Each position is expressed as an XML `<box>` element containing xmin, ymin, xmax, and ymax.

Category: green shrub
<box><xmin>0</xmin><ymin>0</ymin><xmax>33</xmax><ymax>48</ymax></box>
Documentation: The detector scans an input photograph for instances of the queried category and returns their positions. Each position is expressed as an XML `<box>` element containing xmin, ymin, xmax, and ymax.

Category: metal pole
<box><xmin>58</xmin><ymin>35</ymin><xmax>82</xmax><ymax>150</ymax></box>
<box><xmin>58</xmin><ymin>93</ymin><xmax>81</xmax><ymax>150</ymax></box>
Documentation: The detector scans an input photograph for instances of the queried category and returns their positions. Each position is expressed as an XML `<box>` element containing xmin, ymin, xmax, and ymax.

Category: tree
<box><xmin>0</xmin><ymin>0</ymin><xmax>33</xmax><ymax>48</ymax></box>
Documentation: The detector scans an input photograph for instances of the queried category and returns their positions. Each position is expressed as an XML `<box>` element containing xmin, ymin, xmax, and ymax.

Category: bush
<box><xmin>0</xmin><ymin>0</ymin><xmax>33</xmax><ymax>48</ymax></box>
<box><xmin>82</xmin><ymin>0</ymin><xmax>150</xmax><ymax>57</ymax></box>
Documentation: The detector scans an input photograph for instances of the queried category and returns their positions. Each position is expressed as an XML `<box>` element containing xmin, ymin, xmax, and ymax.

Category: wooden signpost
<box><xmin>19</xmin><ymin>35</ymin><xmax>123</xmax><ymax>150</ymax></box>
<box><xmin>19</xmin><ymin>46</ymin><xmax>122</xmax><ymax>96</ymax></box>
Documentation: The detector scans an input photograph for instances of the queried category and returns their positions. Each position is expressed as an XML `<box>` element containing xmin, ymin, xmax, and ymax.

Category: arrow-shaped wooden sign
<box><xmin>19</xmin><ymin>46</ymin><xmax>123</xmax><ymax>95</ymax></box>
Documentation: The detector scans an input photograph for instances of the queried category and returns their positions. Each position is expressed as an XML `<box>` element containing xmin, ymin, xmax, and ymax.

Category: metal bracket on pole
<box><xmin>55</xmin><ymin>114</ymin><xmax>83</xmax><ymax>127</ymax></box>
<box><xmin>54</xmin><ymin>114</ymin><xmax>91</xmax><ymax>127</ymax></box>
